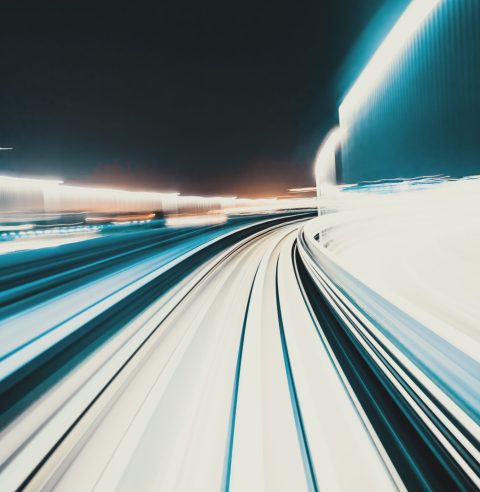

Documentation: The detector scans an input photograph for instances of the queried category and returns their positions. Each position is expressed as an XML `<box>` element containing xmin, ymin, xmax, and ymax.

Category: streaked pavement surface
<box><xmin>0</xmin><ymin>211</ymin><xmax>478</xmax><ymax>491</ymax></box>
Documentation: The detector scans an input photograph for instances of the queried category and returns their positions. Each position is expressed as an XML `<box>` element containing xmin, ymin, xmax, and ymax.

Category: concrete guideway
<box><xmin>0</xmin><ymin>213</ymin><xmax>478</xmax><ymax>491</ymax></box>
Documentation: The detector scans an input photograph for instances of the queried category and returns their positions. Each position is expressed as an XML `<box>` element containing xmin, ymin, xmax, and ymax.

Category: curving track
<box><xmin>0</xmin><ymin>213</ymin><xmax>478</xmax><ymax>491</ymax></box>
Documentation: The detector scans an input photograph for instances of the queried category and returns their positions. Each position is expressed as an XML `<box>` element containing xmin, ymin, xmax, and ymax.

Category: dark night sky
<box><xmin>0</xmin><ymin>0</ymin><xmax>384</xmax><ymax>197</ymax></box>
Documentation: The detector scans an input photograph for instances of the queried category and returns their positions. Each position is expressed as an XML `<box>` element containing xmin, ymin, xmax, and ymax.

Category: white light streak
<box><xmin>0</xmin><ymin>224</ymin><xmax>34</xmax><ymax>232</ymax></box>
<box><xmin>0</xmin><ymin>175</ymin><xmax>63</xmax><ymax>185</ymax></box>
<box><xmin>314</xmin><ymin>127</ymin><xmax>346</xmax><ymax>189</ymax></box>
<box><xmin>166</xmin><ymin>214</ymin><xmax>227</xmax><ymax>227</ymax></box>
<box><xmin>288</xmin><ymin>187</ymin><xmax>317</xmax><ymax>193</ymax></box>
<box><xmin>339</xmin><ymin>0</ymin><xmax>443</xmax><ymax>123</ymax></box>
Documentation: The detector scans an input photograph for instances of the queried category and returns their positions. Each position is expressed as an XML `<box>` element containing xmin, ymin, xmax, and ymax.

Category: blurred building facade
<box><xmin>338</xmin><ymin>0</ymin><xmax>480</xmax><ymax>183</ymax></box>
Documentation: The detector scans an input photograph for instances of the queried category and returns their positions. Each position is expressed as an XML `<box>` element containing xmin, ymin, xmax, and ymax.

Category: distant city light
<box><xmin>0</xmin><ymin>174</ymin><xmax>313</xmax><ymax>221</ymax></box>
<box><xmin>288</xmin><ymin>187</ymin><xmax>316</xmax><ymax>193</ymax></box>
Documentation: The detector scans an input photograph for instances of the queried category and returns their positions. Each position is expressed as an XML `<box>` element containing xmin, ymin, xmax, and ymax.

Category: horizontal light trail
<box><xmin>0</xmin><ymin>173</ymin><xmax>315</xmax><ymax>218</ymax></box>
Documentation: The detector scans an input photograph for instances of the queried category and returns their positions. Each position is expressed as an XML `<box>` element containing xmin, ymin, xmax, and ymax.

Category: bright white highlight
<box><xmin>314</xmin><ymin>127</ymin><xmax>346</xmax><ymax>219</ymax></box>
<box><xmin>0</xmin><ymin>224</ymin><xmax>34</xmax><ymax>232</ymax></box>
<box><xmin>288</xmin><ymin>187</ymin><xmax>316</xmax><ymax>193</ymax></box>
<box><xmin>339</xmin><ymin>0</ymin><xmax>443</xmax><ymax>123</ymax></box>
<box><xmin>0</xmin><ymin>175</ymin><xmax>63</xmax><ymax>185</ymax></box>
<box><xmin>314</xmin><ymin>127</ymin><xmax>345</xmax><ymax>186</ymax></box>
<box><xmin>165</xmin><ymin>214</ymin><xmax>227</xmax><ymax>227</ymax></box>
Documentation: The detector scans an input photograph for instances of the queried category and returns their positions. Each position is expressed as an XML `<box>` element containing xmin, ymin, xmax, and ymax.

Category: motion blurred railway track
<box><xmin>0</xmin><ymin>212</ymin><xmax>478</xmax><ymax>491</ymax></box>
